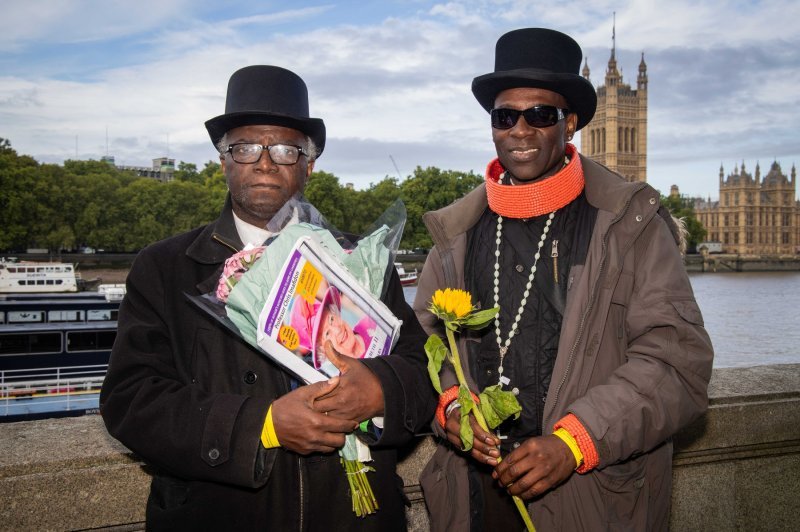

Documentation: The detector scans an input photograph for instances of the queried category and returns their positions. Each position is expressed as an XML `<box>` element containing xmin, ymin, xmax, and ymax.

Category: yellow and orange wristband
<box><xmin>553</xmin><ymin>413</ymin><xmax>599</xmax><ymax>473</ymax></box>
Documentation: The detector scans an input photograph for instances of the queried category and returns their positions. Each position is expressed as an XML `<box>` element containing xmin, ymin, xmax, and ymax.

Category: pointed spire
<box><xmin>606</xmin><ymin>13</ymin><xmax>620</xmax><ymax>85</ymax></box>
<box><xmin>637</xmin><ymin>52</ymin><xmax>648</xmax><ymax>90</ymax></box>
<box><xmin>612</xmin><ymin>12</ymin><xmax>616</xmax><ymax>60</ymax></box>
<box><xmin>582</xmin><ymin>57</ymin><xmax>591</xmax><ymax>81</ymax></box>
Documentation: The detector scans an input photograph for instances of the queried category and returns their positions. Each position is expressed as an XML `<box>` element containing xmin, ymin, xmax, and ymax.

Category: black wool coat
<box><xmin>100</xmin><ymin>196</ymin><xmax>435</xmax><ymax>531</ymax></box>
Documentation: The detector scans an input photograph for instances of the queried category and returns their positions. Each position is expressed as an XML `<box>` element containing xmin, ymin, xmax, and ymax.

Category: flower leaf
<box><xmin>424</xmin><ymin>335</ymin><xmax>448</xmax><ymax>394</ymax></box>
<box><xmin>478</xmin><ymin>385</ymin><xmax>522</xmax><ymax>430</ymax></box>
<box><xmin>461</xmin><ymin>307</ymin><xmax>500</xmax><ymax>329</ymax></box>
<box><xmin>457</xmin><ymin>386</ymin><xmax>476</xmax><ymax>451</ymax></box>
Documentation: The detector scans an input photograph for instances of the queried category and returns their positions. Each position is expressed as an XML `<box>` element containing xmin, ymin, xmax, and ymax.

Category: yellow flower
<box><xmin>431</xmin><ymin>288</ymin><xmax>473</xmax><ymax>319</ymax></box>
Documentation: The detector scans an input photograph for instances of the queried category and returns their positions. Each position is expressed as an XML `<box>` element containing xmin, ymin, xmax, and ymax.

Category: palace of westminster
<box><xmin>581</xmin><ymin>32</ymin><xmax>799</xmax><ymax>255</ymax></box>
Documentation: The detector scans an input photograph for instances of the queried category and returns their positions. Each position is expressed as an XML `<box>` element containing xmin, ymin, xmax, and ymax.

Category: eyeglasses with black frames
<box><xmin>224</xmin><ymin>143</ymin><xmax>309</xmax><ymax>165</ymax></box>
<box><xmin>490</xmin><ymin>106</ymin><xmax>570</xmax><ymax>130</ymax></box>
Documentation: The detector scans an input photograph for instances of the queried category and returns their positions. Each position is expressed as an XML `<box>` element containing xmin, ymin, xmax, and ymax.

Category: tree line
<box><xmin>0</xmin><ymin>138</ymin><xmax>705</xmax><ymax>254</ymax></box>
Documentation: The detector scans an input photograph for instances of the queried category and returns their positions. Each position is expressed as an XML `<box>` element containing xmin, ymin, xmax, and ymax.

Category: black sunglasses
<box><xmin>490</xmin><ymin>106</ymin><xmax>570</xmax><ymax>130</ymax></box>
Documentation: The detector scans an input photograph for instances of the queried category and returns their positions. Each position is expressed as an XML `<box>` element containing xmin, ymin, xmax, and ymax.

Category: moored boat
<box><xmin>0</xmin><ymin>293</ymin><xmax>120</xmax><ymax>421</ymax></box>
<box><xmin>395</xmin><ymin>262</ymin><xmax>418</xmax><ymax>286</ymax></box>
<box><xmin>0</xmin><ymin>257</ymin><xmax>101</xmax><ymax>294</ymax></box>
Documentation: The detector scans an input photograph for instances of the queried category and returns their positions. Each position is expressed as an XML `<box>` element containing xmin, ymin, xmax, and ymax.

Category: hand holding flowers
<box><xmin>426</xmin><ymin>288</ymin><xmax>536</xmax><ymax>532</ymax></box>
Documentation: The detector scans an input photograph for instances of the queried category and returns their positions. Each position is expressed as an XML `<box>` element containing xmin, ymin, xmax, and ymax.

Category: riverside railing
<box><xmin>0</xmin><ymin>364</ymin><xmax>105</xmax><ymax>418</ymax></box>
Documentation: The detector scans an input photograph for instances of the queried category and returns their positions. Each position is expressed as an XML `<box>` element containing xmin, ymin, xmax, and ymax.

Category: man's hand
<box><xmin>492</xmin><ymin>434</ymin><xmax>575</xmax><ymax>500</ymax></box>
<box><xmin>444</xmin><ymin>408</ymin><xmax>502</xmax><ymax>466</ymax></box>
<box><xmin>313</xmin><ymin>341</ymin><xmax>384</xmax><ymax>421</ymax></box>
<box><xmin>271</xmin><ymin>377</ymin><xmax>359</xmax><ymax>455</ymax></box>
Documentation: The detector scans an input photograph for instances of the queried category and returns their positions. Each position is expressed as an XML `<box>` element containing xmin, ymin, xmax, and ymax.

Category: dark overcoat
<box><xmin>100</xmin><ymin>196</ymin><xmax>435</xmax><ymax>531</ymax></box>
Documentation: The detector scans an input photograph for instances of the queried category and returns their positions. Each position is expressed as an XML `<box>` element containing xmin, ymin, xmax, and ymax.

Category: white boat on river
<box><xmin>0</xmin><ymin>258</ymin><xmax>100</xmax><ymax>293</ymax></box>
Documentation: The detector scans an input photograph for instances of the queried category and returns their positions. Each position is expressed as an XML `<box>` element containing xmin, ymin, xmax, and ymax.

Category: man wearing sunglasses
<box><xmin>415</xmin><ymin>28</ymin><xmax>713</xmax><ymax>531</ymax></box>
<box><xmin>101</xmin><ymin>65</ymin><xmax>435</xmax><ymax>531</ymax></box>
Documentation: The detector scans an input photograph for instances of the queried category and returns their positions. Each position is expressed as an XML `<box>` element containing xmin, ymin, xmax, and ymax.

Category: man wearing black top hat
<box><xmin>101</xmin><ymin>65</ymin><xmax>435</xmax><ymax>531</ymax></box>
<box><xmin>414</xmin><ymin>29</ymin><xmax>713</xmax><ymax>531</ymax></box>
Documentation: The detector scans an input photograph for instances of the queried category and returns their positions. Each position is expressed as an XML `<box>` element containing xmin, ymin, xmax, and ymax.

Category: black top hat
<box><xmin>205</xmin><ymin>65</ymin><xmax>326</xmax><ymax>156</ymax></box>
<box><xmin>472</xmin><ymin>28</ymin><xmax>597</xmax><ymax>130</ymax></box>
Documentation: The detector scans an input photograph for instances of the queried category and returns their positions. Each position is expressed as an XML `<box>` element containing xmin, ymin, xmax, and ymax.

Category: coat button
<box><xmin>515</xmin><ymin>264</ymin><xmax>524</xmax><ymax>273</ymax></box>
<box><xmin>208</xmin><ymin>448</ymin><xmax>220</xmax><ymax>460</ymax></box>
<box><xmin>649</xmin><ymin>197</ymin><xmax>657</xmax><ymax>205</ymax></box>
<box><xmin>635</xmin><ymin>215</ymin><xmax>643</xmax><ymax>222</ymax></box>
<box><xmin>243</xmin><ymin>371</ymin><xmax>257</xmax><ymax>384</ymax></box>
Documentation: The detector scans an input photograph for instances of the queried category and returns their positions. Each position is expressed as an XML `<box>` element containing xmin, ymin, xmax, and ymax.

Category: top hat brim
<box><xmin>205</xmin><ymin>111</ymin><xmax>326</xmax><ymax>157</ymax></box>
<box><xmin>472</xmin><ymin>69</ymin><xmax>597</xmax><ymax>130</ymax></box>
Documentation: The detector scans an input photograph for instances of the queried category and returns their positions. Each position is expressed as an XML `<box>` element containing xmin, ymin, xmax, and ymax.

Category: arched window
<box><xmin>631</xmin><ymin>128</ymin><xmax>635</xmax><ymax>152</ymax></box>
<box><xmin>618</xmin><ymin>127</ymin><xmax>622</xmax><ymax>151</ymax></box>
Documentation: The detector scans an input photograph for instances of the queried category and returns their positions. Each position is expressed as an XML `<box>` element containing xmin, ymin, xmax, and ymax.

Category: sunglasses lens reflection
<box><xmin>491</xmin><ymin>106</ymin><xmax>564</xmax><ymax>129</ymax></box>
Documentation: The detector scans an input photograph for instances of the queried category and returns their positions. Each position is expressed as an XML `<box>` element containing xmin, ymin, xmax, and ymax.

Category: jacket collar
<box><xmin>580</xmin><ymin>154</ymin><xmax>648</xmax><ymax>215</ymax></box>
<box><xmin>186</xmin><ymin>194</ymin><xmax>244</xmax><ymax>265</ymax></box>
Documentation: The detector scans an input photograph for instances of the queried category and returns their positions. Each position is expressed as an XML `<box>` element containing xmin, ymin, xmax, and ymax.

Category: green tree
<box><xmin>304</xmin><ymin>171</ymin><xmax>347</xmax><ymax>229</ymax></box>
<box><xmin>0</xmin><ymin>137</ymin><xmax>13</xmax><ymax>154</ymax></box>
<box><xmin>0</xmin><ymin>141</ymin><xmax>42</xmax><ymax>250</ymax></box>
<box><xmin>356</xmin><ymin>178</ymin><xmax>403</xmax><ymax>235</ymax></box>
<box><xmin>400</xmin><ymin>167</ymin><xmax>482</xmax><ymax>248</ymax></box>
<box><xmin>661</xmin><ymin>194</ymin><xmax>707</xmax><ymax>252</ymax></box>
<box><xmin>0</xmin><ymin>139</ymin><xmax>497</xmax><ymax>254</ymax></box>
<box><xmin>174</xmin><ymin>161</ymin><xmax>202</xmax><ymax>184</ymax></box>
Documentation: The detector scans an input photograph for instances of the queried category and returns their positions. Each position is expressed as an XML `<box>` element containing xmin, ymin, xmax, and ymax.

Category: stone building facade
<box><xmin>693</xmin><ymin>161</ymin><xmax>799</xmax><ymax>254</ymax></box>
<box><xmin>580</xmin><ymin>29</ymin><xmax>648</xmax><ymax>183</ymax></box>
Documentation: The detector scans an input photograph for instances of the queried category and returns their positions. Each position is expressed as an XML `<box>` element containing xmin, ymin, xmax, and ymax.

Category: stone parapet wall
<box><xmin>1</xmin><ymin>364</ymin><xmax>798</xmax><ymax>531</ymax></box>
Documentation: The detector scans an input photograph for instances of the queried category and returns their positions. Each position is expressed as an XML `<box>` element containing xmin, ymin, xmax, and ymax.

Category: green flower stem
<box><xmin>445</xmin><ymin>323</ymin><xmax>536</xmax><ymax>532</ymax></box>
<box><xmin>342</xmin><ymin>458</ymin><xmax>378</xmax><ymax>517</ymax></box>
<box><xmin>510</xmin><ymin>491</ymin><xmax>536</xmax><ymax>532</ymax></box>
<box><xmin>445</xmin><ymin>326</ymin><xmax>490</xmax><ymax>430</ymax></box>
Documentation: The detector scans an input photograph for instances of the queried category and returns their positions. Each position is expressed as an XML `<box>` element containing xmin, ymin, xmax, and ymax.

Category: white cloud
<box><xmin>1</xmin><ymin>0</ymin><xmax>798</xmax><ymax>201</ymax></box>
<box><xmin>0</xmin><ymin>0</ymin><xmax>197</xmax><ymax>50</ymax></box>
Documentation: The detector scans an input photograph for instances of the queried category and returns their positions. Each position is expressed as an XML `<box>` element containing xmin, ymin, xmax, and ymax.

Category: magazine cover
<box><xmin>256</xmin><ymin>236</ymin><xmax>400</xmax><ymax>384</ymax></box>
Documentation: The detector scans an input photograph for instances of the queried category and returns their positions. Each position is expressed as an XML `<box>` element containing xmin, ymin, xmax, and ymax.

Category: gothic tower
<box><xmin>580</xmin><ymin>20</ymin><xmax>648</xmax><ymax>183</ymax></box>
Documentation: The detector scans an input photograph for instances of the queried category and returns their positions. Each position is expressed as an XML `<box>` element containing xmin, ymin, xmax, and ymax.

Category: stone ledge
<box><xmin>1</xmin><ymin>364</ymin><xmax>798</xmax><ymax>531</ymax></box>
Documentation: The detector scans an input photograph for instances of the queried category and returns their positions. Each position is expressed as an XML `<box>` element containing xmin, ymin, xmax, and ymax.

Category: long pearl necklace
<box><xmin>493</xmin><ymin>211</ymin><xmax>555</xmax><ymax>389</ymax></box>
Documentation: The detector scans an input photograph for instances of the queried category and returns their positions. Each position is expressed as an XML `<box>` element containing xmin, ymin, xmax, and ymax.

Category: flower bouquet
<box><xmin>426</xmin><ymin>288</ymin><xmax>536</xmax><ymax>531</ymax></box>
<box><xmin>188</xmin><ymin>196</ymin><xmax>407</xmax><ymax>516</ymax></box>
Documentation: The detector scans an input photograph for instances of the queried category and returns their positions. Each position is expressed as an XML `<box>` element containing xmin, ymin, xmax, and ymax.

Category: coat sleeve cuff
<box><xmin>553</xmin><ymin>413</ymin><xmax>599</xmax><ymax>474</ymax></box>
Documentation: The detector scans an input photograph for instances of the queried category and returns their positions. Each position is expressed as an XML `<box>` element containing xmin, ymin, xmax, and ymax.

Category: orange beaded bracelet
<box><xmin>435</xmin><ymin>386</ymin><xmax>480</xmax><ymax>428</ymax></box>
<box><xmin>553</xmin><ymin>413</ymin><xmax>599</xmax><ymax>473</ymax></box>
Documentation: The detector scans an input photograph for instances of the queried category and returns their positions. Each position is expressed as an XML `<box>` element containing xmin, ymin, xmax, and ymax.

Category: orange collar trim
<box><xmin>485</xmin><ymin>143</ymin><xmax>584</xmax><ymax>219</ymax></box>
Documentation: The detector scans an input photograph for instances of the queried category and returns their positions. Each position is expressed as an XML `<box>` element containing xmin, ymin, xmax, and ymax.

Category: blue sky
<box><xmin>2</xmin><ymin>0</ymin><xmax>799</xmax><ymax>199</ymax></box>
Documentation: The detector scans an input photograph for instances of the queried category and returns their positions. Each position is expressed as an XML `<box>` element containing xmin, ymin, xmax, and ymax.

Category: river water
<box><xmin>403</xmin><ymin>271</ymin><xmax>800</xmax><ymax>369</ymax></box>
